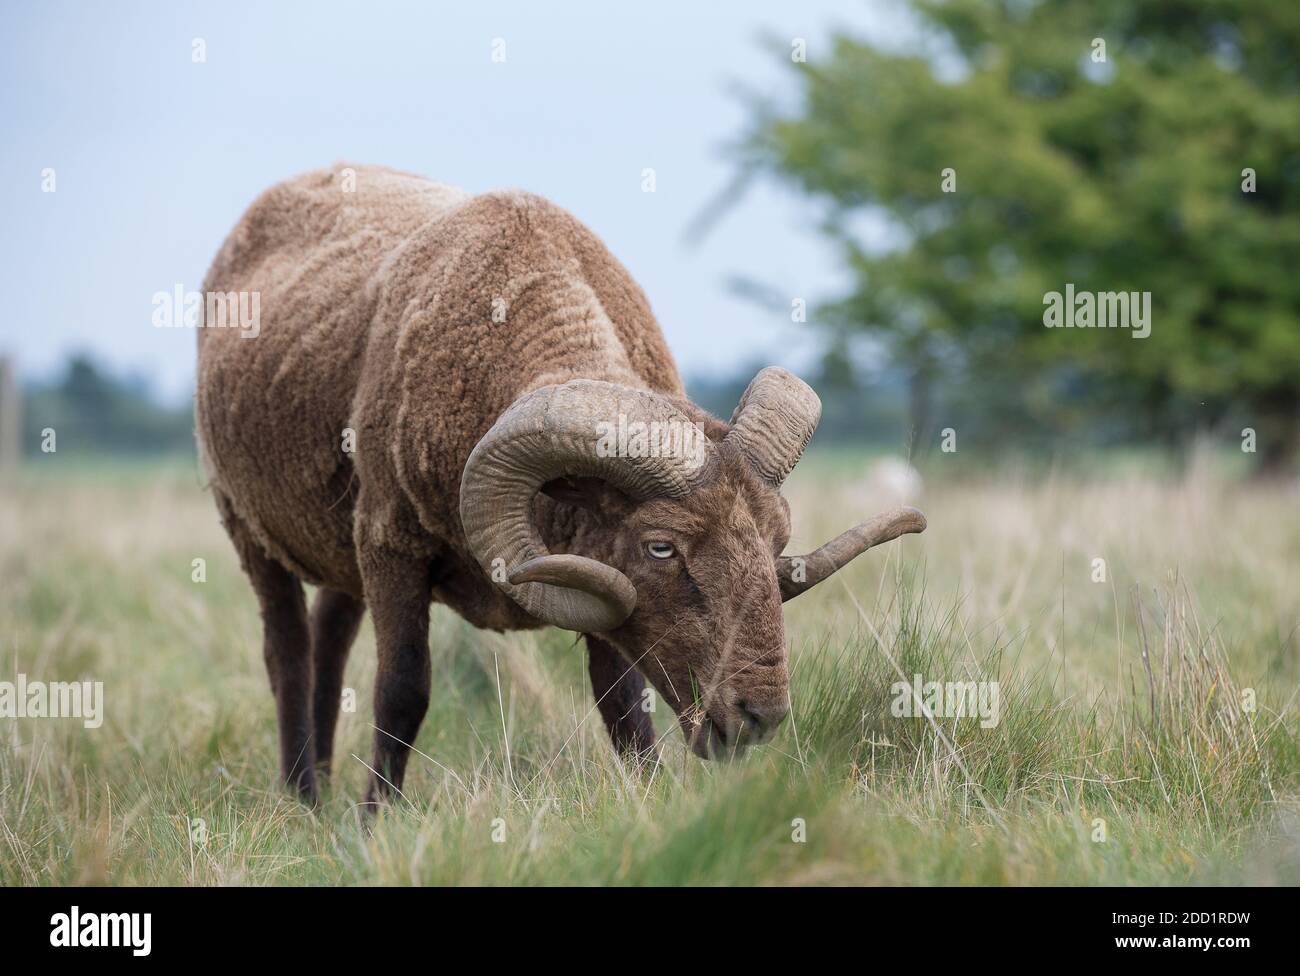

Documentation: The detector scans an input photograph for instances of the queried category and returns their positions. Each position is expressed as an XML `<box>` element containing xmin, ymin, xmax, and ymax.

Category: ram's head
<box><xmin>460</xmin><ymin>367</ymin><xmax>926</xmax><ymax>757</ymax></box>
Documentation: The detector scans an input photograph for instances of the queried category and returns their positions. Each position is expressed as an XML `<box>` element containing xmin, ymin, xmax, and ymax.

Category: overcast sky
<box><xmin>0</xmin><ymin>1</ymin><xmax>913</xmax><ymax>404</ymax></box>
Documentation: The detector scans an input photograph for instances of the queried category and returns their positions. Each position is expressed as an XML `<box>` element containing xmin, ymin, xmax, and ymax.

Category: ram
<box><xmin>196</xmin><ymin>164</ymin><xmax>926</xmax><ymax>806</ymax></box>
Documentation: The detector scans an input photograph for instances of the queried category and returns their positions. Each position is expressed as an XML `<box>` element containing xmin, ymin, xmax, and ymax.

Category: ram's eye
<box><xmin>646</xmin><ymin>541</ymin><xmax>675</xmax><ymax>560</ymax></box>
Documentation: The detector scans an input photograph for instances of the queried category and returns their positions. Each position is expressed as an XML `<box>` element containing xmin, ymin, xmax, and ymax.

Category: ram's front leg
<box><xmin>359</xmin><ymin>546</ymin><xmax>432</xmax><ymax>809</ymax></box>
<box><xmin>586</xmin><ymin>636</ymin><xmax>657</xmax><ymax>760</ymax></box>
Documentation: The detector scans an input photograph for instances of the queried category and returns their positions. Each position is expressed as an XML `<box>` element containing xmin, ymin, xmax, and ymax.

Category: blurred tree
<box><xmin>23</xmin><ymin>354</ymin><xmax>194</xmax><ymax>457</ymax></box>
<box><xmin>686</xmin><ymin>353</ymin><xmax>907</xmax><ymax>445</ymax></box>
<box><xmin>741</xmin><ymin>0</ymin><xmax>1300</xmax><ymax>470</ymax></box>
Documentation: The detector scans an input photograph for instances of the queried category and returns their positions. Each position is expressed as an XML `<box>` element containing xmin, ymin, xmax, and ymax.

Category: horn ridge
<box><xmin>460</xmin><ymin>380</ymin><xmax>716</xmax><ymax>632</ymax></box>
<box><xmin>777</xmin><ymin>506</ymin><xmax>927</xmax><ymax>600</ymax></box>
<box><xmin>724</xmin><ymin>366</ymin><xmax>821</xmax><ymax>486</ymax></box>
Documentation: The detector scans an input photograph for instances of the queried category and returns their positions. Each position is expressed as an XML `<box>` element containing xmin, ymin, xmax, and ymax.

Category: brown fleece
<box><xmin>198</xmin><ymin>165</ymin><xmax>700</xmax><ymax>800</ymax></box>
<box><xmin>195</xmin><ymin>166</ymin><xmax>907</xmax><ymax>805</ymax></box>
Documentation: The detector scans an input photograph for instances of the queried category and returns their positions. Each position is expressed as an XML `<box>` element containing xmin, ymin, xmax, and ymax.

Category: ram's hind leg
<box><xmin>216</xmin><ymin>495</ymin><xmax>317</xmax><ymax>803</ymax></box>
<box><xmin>310</xmin><ymin>588</ymin><xmax>365</xmax><ymax>779</ymax></box>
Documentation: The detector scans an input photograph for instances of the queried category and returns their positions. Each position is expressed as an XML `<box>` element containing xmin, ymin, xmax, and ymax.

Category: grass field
<box><xmin>1</xmin><ymin>452</ymin><xmax>1297</xmax><ymax>885</ymax></box>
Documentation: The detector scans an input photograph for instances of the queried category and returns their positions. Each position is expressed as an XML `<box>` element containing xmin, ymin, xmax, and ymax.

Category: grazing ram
<box><xmin>195</xmin><ymin>164</ymin><xmax>926</xmax><ymax>806</ymax></box>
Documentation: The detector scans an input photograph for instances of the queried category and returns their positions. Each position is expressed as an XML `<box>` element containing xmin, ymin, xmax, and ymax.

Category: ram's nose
<box><xmin>737</xmin><ymin>699</ymin><xmax>789</xmax><ymax>740</ymax></box>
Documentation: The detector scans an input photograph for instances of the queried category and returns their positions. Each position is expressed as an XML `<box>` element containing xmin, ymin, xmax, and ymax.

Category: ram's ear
<box><xmin>540</xmin><ymin>476</ymin><xmax>631</xmax><ymax>514</ymax></box>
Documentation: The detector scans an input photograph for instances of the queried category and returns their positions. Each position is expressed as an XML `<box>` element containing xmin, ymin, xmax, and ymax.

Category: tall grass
<box><xmin>0</xmin><ymin>454</ymin><xmax>1295</xmax><ymax>885</ymax></box>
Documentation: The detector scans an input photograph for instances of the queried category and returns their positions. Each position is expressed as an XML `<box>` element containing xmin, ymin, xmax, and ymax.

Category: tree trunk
<box><xmin>1250</xmin><ymin>390</ymin><xmax>1300</xmax><ymax>480</ymax></box>
<box><xmin>908</xmin><ymin>361</ymin><xmax>933</xmax><ymax>458</ymax></box>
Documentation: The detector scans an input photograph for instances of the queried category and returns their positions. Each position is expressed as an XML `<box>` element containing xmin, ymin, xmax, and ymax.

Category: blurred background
<box><xmin>1</xmin><ymin>0</ymin><xmax>1297</xmax><ymax>472</ymax></box>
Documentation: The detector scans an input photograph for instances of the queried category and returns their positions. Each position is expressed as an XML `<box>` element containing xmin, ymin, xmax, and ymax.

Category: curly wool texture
<box><xmin>196</xmin><ymin>164</ymin><xmax>687</xmax><ymax>626</ymax></box>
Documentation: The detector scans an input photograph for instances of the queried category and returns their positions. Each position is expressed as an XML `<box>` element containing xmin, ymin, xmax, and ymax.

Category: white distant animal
<box><xmin>863</xmin><ymin>457</ymin><xmax>924</xmax><ymax>505</ymax></box>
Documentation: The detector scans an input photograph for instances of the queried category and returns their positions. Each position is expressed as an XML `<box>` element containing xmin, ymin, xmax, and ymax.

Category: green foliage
<box><xmin>744</xmin><ymin>0</ymin><xmax>1300</xmax><ymax>467</ymax></box>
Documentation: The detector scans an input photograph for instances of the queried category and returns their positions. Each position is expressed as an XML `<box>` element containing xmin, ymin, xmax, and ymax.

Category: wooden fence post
<box><xmin>0</xmin><ymin>355</ymin><xmax>20</xmax><ymax>471</ymax></box>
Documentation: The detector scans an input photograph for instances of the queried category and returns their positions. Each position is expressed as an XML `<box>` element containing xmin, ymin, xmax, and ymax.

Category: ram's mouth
<box><xmin>688</xmin><ymin>711</ymin><xmax>743</xmax><ymax>760</ymax></box>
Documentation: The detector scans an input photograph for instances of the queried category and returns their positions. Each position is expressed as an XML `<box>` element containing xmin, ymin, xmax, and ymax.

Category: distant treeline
<box><xmin>22</xmin><ymin>355</ymin><xmax>193</xmax><ymax>456</ymax></box>
<box><xmin>22</xmin><ymin>354</ymin><xmax>912</xmax><ymax>460</ymax></box>
<box><xmin>687</xmin><ymin>349</ymin><xmax>1257</xmax><ymax>460</ymax></box>
<box><xmin>15</xmin><ymin>352</ymin><xmax>1258</xmax><ymax>462</ymax></box>
<box><xmin>687</xmin><ymin>359</ymin><xmax>908</xmax><ymax>447</ymax></box>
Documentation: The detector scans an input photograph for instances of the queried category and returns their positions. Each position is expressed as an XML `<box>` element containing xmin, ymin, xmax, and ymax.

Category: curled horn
<box><xmin>777</xmin><ymin>506</ymin><xmax>927</xmax><ymax>600</ymax></box>
<box><xmin>727</xmin><ymin>367</ymin><xmax>926</xmax><ymax>598</ymax></box>
<box><xmin>460</xmin><ymin>380</ymin><xmax>716</xmax><ymax>632</ymax></box>
<box><xmin>724</xmin><ymin>367</ymin><xmax>821</xmax><ymax>486</ymax></box>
